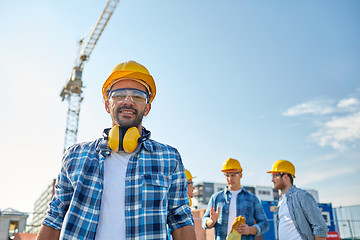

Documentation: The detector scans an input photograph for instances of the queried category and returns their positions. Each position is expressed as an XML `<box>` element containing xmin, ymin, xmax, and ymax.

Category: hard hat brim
<box><xmin>267</xmin><ymin>170</ymin><xmax>295</xmax><ymax>178</ymax></box>
<box><xmin>221</xmin><ymin>169</ymin><xmax>242</xmax><ymax>173</ymax></box>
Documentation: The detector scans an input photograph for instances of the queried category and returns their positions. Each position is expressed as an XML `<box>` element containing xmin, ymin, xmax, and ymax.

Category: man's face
<box><xmin>105</xmin><ymin>79</ymin><xmax>151</xmax><ymax>129</ymax></box>
<box><xmin>224</xmin><ymin>171</ymin><xmax>242</xmax><ymax>191</ymax></box>
<box><xmin>271</xmin><ymin>173</ymin><xmax>286</xmax><ymax>191</ymax></box>
<box><xmin>187</xmin><ymin>179</ymin><xmax>194</xmax><ymax>198</ymax></box>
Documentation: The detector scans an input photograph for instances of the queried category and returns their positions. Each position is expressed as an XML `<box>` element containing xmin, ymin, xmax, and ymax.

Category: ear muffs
<box><xmin>103</xmin><ymin>126</ymin><xmax>150</xmax><ymax>153</ymax></box>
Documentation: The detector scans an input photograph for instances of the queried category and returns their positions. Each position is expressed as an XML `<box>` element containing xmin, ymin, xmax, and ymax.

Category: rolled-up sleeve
<box><xmin>167</xmin><ymin>152</ymin><xmax>193</xmax><ymax>233</ymax></box>
<box><xmin>253</xmin><ymin>198</ymin><xmax>269</xmax><ymax>236</ymax></box>
<box><xmin>42</xmin><ymin>155</ymin><xmax>73</xmax><ymax>231</ymax></box>
<box><xmin>301</xmin><ymin>193</ymin><xmax>328</xmax><ymax>238</ymax></box>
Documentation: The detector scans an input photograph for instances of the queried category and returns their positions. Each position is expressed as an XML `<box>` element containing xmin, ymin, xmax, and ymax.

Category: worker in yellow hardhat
<box><xmin>267</xmin><ymin>159</ymin><xmax>296</xmax><ymax>191</ymax></box>
<box><xmin>37</xmin><ymin>60</ymin><xmax>196</xmax><ymax>240</ymax></box>
<box><xmin>185</xmin><ymin>169</ymin><xmax>196</xmax><ymax>206</ymax></box>
<box><xmin>267</xmin><ymin>160</ymin><xmax>328</xmax><ymax>240</ymax></box>
<box><xmin>202</xmin><ymin>158</ymin><xmax>269</xmax><ymax>239</ymax></box>
<box><xmin>102</xmin><ymin>60</ymin><xmax>156</xmax><ymax>103</ymax></box>
<box><xmin>103</xmin><ymin>60</ymin><xmax>156</xmax><ymax>133</ymax></box>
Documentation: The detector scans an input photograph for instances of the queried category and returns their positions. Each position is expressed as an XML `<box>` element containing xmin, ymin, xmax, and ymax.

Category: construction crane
<box><xmin>60</xmin><ymin>0</ymin><xmax>120</xmax><ymax>152</ymax></box>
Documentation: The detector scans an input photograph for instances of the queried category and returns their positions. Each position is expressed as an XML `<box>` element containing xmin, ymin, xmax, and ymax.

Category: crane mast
<box><xmin>60</xmin><ymin>0</ymin><xmax>120</xmax><ymax>152</ymax></box>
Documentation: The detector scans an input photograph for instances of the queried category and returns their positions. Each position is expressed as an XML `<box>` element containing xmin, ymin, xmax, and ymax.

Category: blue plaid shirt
<box><xmin>280</xmin><ymin>185</ymin><xmax>328</xmax><ymax>239</ymax></box>
<box><xmin>202</xmin><ymin>187</ymin><xmax>269</xmax><ymax>240</ymax></box>
<box><xmin>43</xmin><ymin>135</ymin><xmax>193</xmax><ymax>239</ymax></box>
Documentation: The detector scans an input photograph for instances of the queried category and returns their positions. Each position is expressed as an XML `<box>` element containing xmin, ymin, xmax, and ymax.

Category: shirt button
<box><xmin>156</xmin><ymin>179</ymin><xmax>160</xmax><ymax>184</ymax></box>
<box><xmin>94</xmin><ymin>211</ymin><xmax>99</xmax><ymax>215</ymax></box>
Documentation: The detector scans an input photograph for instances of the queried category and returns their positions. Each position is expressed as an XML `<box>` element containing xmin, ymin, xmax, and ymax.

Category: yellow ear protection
<box><xmin>103</xmin><ymin>126</ymin><xmax>150</xmax><ymax>153</ymax></box>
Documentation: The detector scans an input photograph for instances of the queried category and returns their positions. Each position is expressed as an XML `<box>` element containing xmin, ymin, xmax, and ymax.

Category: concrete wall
<box><xmin>192</xmin><ymin>209</ymin><xmax>215</xmax><ymax>240</ymax></box>
<box><xmin>0</xmin><ymin>213</ymin><xmax>28</xmax><ymax>240</ymax></box>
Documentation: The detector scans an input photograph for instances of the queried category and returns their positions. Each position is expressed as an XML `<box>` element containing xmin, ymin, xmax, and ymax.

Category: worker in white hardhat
<box><xmin>202</xmin><ymin>158</ymin><xmax>269</xmax><ymax>240</ymax></box>
<box><xmin>267</xmin><ymin>160</ymin><xmax>328</xmax><ymax>240</ymax></box>
<box><xmin>37</xmin><ymin>61</ymin><xmax>196</xmax><ymax>240</ymax></box>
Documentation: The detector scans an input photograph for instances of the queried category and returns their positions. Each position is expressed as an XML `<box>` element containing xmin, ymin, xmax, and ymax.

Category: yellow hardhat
<box><xmin>267</xmin><ymin>159</ymin><xmax>295</xmax><ymax>178</ymax></box>
<box><xmin>221</xmin><ymin>158</ymin><xmax>242</xmax><ymax>173</ymax></box>
<box><xmin>185</xmin><ymin>169</ymin><xmax>196</xmax><ymax>180</ymax></box>
<box><xmin>102</xmin><ymin>60</ymin><xmax>156</xmax><ymax>103</ymax></box>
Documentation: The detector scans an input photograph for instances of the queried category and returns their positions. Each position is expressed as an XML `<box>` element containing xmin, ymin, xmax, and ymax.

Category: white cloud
<box><xmin>298</xmin><ymin>167</ymin><xmax>356</xmax><ymax>185</ymax></box>
<box><xmin>284</xmin><ymin>96</ymin><xmax>360</xmax><ymax>150</ymax></box>
<box><xmin>284</xmin><ymin>97</ymin><xmax>360</xmax><ymax>117</ymax></box>
<box><xmin>311</xmin><ymin>112</ymin><xmax>360</xmax><ymax>150</ymax></box>
<box><xmin>337</xmin><ymin>97</ymin><xmax>360</xmax><ymax>110</ymax></box>
<box><xmin>283</xmin><ymin>99</ymin><xmax>334</xmax><ymax>116</ymax></box>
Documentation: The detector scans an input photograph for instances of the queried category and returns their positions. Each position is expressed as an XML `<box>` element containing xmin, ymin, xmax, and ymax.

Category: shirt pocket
<box><xmin>142</xmin><ymin>174</ymin><xmax>171</xmax><ymax>212</ymax></box>
<box><xmin>217</xmin><ymin>202</ymin><xmax>228</xmax><ymax>225</ymax></box>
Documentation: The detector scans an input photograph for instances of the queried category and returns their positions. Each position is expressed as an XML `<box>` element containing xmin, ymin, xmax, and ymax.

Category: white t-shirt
<box><xmin>95</xmin><ymin>151</ymin><xmax>133</xmax><ymax>240</ymax></box>
<box><xmin>278</xmin><ymin>195</ymin><xmax>302</xmax><ymax>240</ymax></box>
<box><xmin>227</xmin><ymin>189</ymin><xmax>241</xmax><ymax>235</ymax></box>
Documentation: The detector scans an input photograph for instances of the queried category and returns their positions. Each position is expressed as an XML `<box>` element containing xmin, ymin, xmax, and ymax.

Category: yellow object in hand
<box><xmin>226</xmin><ymin>215</ymin><xmax>246</xmax><ymax>240</ymax></box>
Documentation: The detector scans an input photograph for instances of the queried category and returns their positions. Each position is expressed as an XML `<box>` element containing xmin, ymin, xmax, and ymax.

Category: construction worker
<box><xmin>267</xmin><ymin>159</ymin><xmax>328</xmax><ymax>240</ymax></box>
<box><xmin>202</xmin><ymin>158</ymin><xmax>269</xmax><ymax>240</ymax></box>
<box><xmin>185</xmin><ymin>169</ymin><xmax>196</xmax><ymax>206</ymax></box>
<box><xmin>37</xmin><ymin>60</ymin><xmax>196</xmax><ymax>240</ymax></box>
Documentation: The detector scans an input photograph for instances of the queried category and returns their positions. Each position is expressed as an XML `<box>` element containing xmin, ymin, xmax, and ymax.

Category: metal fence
<box><xmin>336</xmin><ymin>219</ymin><xmax>360</xmax><ymax>239</ymax></box>
<box><xmin>334</xmin><ymin>205</ymin><xmax>360</xmax><ymax>239</ymax></box>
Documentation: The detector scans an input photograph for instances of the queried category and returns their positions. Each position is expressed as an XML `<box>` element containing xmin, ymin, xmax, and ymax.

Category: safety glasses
<box><xmin>108</xmin><ymin>88</ymin><xmax>149</xmax><ymax>104</ymax></box>
<box><xmin>271</xmin><ymin>173</ymin><xmax>284</xmax><ymax>179</ymax></box>
<box><xmin>224</xmin><ymin>172</ymin><xmax>241</xmax><ymax>178</ymax></box>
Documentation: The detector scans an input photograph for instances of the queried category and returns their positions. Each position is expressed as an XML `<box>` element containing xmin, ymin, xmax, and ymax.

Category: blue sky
<box><xmin>0</xmin><ymin>1</ymin><xmax>359</xmax><ymax>214</ymax></box>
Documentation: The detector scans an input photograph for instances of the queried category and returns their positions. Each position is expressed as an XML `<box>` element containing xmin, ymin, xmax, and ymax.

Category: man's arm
<box><xmin>300</xmin><ymin>192</ymin><xmax>328</xmax><ymax>238</ymax></box>
<box><xmin>253</xmin><ymin>197</ymin><xmax>269</xmax><ymax>235</ymax></box>
<box><xmin>205</xmin><ymin>206</ymin><xmax>220</xmax><ymax>228</ymax></box>
<box><xmin>36</xmin><ymin>225</ymin><xmax>60</xmax><ymax>240</ymax></box>
<box><xmin>314</xmin><ymin>236</ymin><xmax>326</xmax><ymax>240</ymax></box>
<box><xmin>171</xmin><ymin>225</ymin><xmax>196</xmax><ymax>240</ymax></box>
<box><xmin>166</xmin><ymin>151</ymin><xmax>195</xmax><ymax>235</ymax></box>
<box><xmin>40</xmin><ymin>152</ymin><xmax>74</xmax><ymax>237</ymax></box>
<box><xmin>201</xmin><ymin>194</ymin><xmax>218</xmax><ymax>229</ymax></box>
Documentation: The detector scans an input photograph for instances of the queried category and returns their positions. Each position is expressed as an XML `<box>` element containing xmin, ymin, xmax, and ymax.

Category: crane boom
<box><xmin>60</xmin><ymin>0</ymin><xmax>120</xmax><ymax>152</ymax></box>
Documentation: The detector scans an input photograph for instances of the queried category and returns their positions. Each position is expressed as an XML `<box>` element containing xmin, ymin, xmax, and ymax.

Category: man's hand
<box><xmin>234</xmin><ymin>224</ymin><xmax>257</xmax><ymax>235</ymax></box>
<box><xmin>210</xmin><ymin>206</ymin><xmax>220</xmax><ymax>222</ymax></box>
<box><xmin>206</xmin><ymin>206</ymin><xmax>220</xmax><ymax>228</ymax></box>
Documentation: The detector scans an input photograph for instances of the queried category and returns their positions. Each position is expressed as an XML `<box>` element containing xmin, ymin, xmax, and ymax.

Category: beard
<box><xmin>274</xmin><ymin>180</ymin><xmax>285</xmax><ymax>191</ymax></box>
<box><xmin>113</xmin><ymin>105</ymin><xmax>146</xmax><ymax>128</ymax></box>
